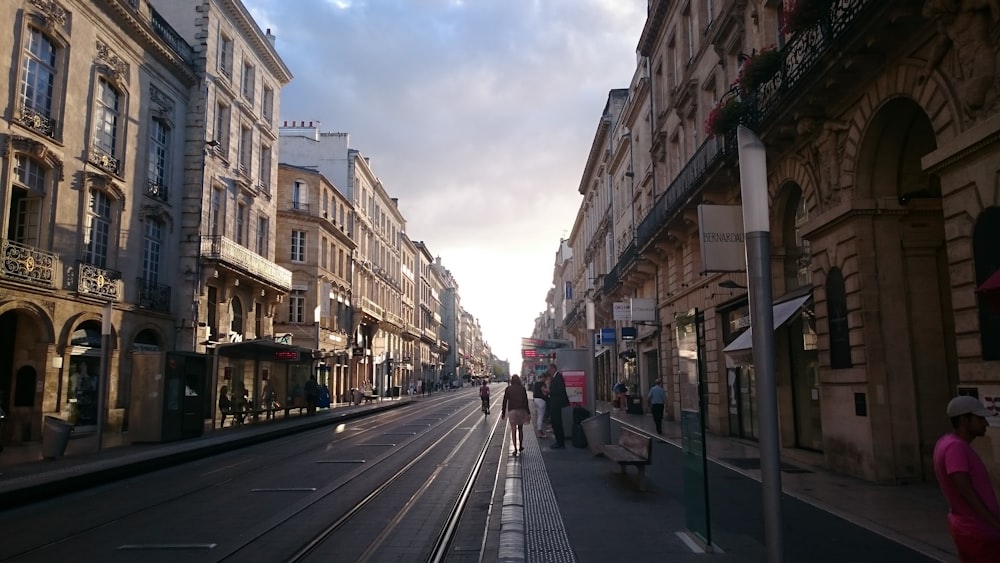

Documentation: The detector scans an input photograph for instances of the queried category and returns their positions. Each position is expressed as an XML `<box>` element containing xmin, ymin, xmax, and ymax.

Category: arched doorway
<box><xmin>855</xmin><ymin>97</ymin><xmax>956</xmax><ymax>481</ymax></box>
<box><xmin>0</xmin><ymin>304</ymin><xmax>54</xmax><ymax>445</ymax></box>
<box><xmin>68</xmin><ymin>321</ymin><xmax>103</xmax><ymax>428</ymax></box>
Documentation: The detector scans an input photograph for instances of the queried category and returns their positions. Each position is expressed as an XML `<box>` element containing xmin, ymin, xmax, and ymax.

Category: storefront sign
<box><xmin>698</xmin><ymin>204</ymin><xmax>747</xmax><ymax>273</ymax></box>
<box><xmin>630</xmin><ymin>298</ymin><xmax>655</xmax><ymax>322</ymax></box>
<box><xmin>613</xmin><ymin>302</ymin><xmax>631</xmax><ymax>321</ymax></box>
<box><xmin>562</xmin><ymin>370</ymin><xmax>586</xmax><ymax>406</ymax></box>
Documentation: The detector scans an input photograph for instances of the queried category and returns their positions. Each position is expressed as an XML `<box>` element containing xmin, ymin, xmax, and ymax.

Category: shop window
<box><xmin>827</xmin><ymin>268</ymin><xmax>852</xmax><ymax>368</ymax></box>
<box><xmin>974</xmin><ymin>207</ymin><xmax>1000</xmax><ymax>360</ymax></box>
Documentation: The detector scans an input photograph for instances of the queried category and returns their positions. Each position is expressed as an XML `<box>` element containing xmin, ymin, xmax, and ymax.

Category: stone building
<box><xmin>557</xmin><ymin>0</ymin><xmax>1000</xmax><ymax>484</ymax></box>
<box><xmin>413</xmin><ymin>240</ymin><xmax>447</xmax><ymax>386</ymax></box>
<box><xmin>0</xmin><ymin>0</ymin><xmax>199</xmax><ymax>448</ymax></box>
<box><xmin>272</xmin><ymin>163</ymin><xmax>355</xmax><ymax>404</ymax></box>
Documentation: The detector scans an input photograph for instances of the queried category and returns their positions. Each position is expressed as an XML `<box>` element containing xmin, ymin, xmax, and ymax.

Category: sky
<box><xmin>243</xmin><ymin>0</ymin><xmax>647</xmax><ymax>373</ymax></box>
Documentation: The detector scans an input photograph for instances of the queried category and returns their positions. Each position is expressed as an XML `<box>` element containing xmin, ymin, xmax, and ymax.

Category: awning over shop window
<box><xmin>723</xmin><ymin>294</ymin><xmax>812</xmax><ymax>355</ymax></box>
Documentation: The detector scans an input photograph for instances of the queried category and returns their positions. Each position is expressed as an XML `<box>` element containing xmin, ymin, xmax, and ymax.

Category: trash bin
<box><xmin>571</xmin><ymin>407</ymin><xmax>591</xmax><ymax>448</ymax></box>
<box><xmin>42</xmin><ymin>415</ymin><xmax>74</xmax><ymax>459</ymax></box>
<box><xmin>581</xmin><ymin>411</ymin><xmax>612</xmax><ymax>456</ymax></box>
<box><xmin>352</xmin><ymin>388</ymin><xmax>362</xmax><ymax>405</ymax></box>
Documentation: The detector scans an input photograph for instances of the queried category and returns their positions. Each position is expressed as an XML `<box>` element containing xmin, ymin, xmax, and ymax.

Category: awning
<box><xmin>723</xmin><ymin>294</ymin><xmax>812</xmax><ymax>355</ymax></box>
<box><xmin>976</xmin><ymin>269</ymin><xmax>1000</xmax><ymax>312</ymax></box>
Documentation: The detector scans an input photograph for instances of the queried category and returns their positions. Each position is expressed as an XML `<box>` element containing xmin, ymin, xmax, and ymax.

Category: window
<box><xmin>230</xmin><ymin>296</ymin><xmax>244</xmax><ymax>336</ymax></box>
<box><xmin>292</xmin><ymin>180</ymin><xmax>308</xmax><ymax>210</ymax></box>
<box><xmin>235</xmin><ymin>202</ymin><xmax>246</xmax><ymax>245</ymax></box>
<box><xmin>684</xmin><ymin>8</ymin><xmax>695</xmax><ymax>64</ymax></box>
<box><xmin>147</xmin><ymin>118</ymin><xmax>170</xmax><ymax>200</ymax></box>
<box><xmin>218</xmin><ymin>34</ymin><xmax>233</xmax><ymax>78</ymax></box>
<box><xmin>11</xmin><ymin>156</ymin><xmax>45</xmax><ymax>246</ymax></box>
<box><xmin>256</xmin><ymin>216</ymin><xmax>269</xmax><ymax>255</ymax></box>
<box><xmin>291</xmin><ymin>230</ymin><xmax>306</xmax><ymax>262</ymax></box>
<box><xmin>262</xmin><ymin>85</ymin><xmax>274</xmax><ymax>123</ymax></box>
<box><xmin>210</xmin><ymin>188</ymin><xmax>222</xmax><ymax>237</ymax></box>
<box><xmin>214</xmin><ymin>102</ymin><xmax>230</xmax><ymax>153</ymax></box>
<box><xmin>239</xmin><ymin>124</ymin><xmax>252</xmax><ymax>174</ymax></box>
<box><xmin>19</xmin><ymin>27</ymin><xmax>58</xmax><ymax>136</ymax></box>
<box><xmin>289</xmin><ymin>290</ymin><xmax>305</xmax><ymax>323</ymax></box>
<box><xmin>258</xmin><ymin>144</ymin><xmax>271</xmax><ymax>192</ymax></box>
<box><xmin>974</xmin><ymin>207</ymin><xmax>1000</xmax><ymax>361</ymax></box>
<box><xmin>85</xmin><ymin>189</ymin><xmax>113</xmax><ymax>268</ymax></box>
<box><xmin>142</xmin><ymin>219</ymin><xmax>162</xmax><ymax>283</ymax></box>
<box><xmin>826</xmin><ymin>268</ymin><xmax>851</xmax><ymax>369</ymax></box>
<box><xmin>241</xmin><ymin>60</ymin><xmax>255</xmax><ymax>104</ymax></box>
<box><xmin>93</xmin><ymin>79</ymin><xmax>122</xmax><ymax>173</ymax></box>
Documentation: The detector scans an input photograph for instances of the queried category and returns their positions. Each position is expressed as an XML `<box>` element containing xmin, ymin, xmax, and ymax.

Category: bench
<box><xmin>600</xmin><ymin>427</ymin><xmax>653</xmax><ymax>491</ymax></box>
<box><xmin>363</xmin><ymin>394</ymin><xmax>378</xmax><ymax>404</ymax></box>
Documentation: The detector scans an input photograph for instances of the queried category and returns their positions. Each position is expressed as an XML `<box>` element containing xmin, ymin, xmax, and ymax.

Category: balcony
<box><xmin>146</xmin><ymin>179</ymin><xmax>169</xmax><ymax>202</ymax></box>
<box><xmin>1</xmin><ymin>239</ymin><xmax>56</xmax><ymax>289</ymax></box>
<box><xmin>76</xmin><ymin>261</ymin><xmax>121</xmax><ymax>301</ymax></box>
<box><xmin>383</xmin><ymin>311</ymin><xmax>403</xmax><ymax>329</ymax></box>
<box><xmin>137</xmin><ymin>278</ymin><xmax>171</xmax><ymax>312</ymax></box>
<box><xmin>149</xmin><ymin>6</ymin><xmax>194</xmax><ymax>62</ymax></box>
<box><xmin>199</xmin><ymin>235</ymin><xmax>292</xmax><ymax>291</ymax></box>
<box><xmin>17</xmin><ymin>103</ymin><xmax>56</xmax><ymax>138</ymax></box>
<box><xmin>90</xmin><ymin>146</ymin><xmax>121</xmax><ymax>176</ymax></box>
<box><xmin>358</xmin><ymin>296</ymin><xmax>384</xmax><ymax>320</ymax></box>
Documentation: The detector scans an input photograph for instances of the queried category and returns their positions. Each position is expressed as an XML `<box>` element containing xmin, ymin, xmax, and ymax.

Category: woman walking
<box><xmin>502</xmin><ymin>375</ymin><xmax>531</xmax><ymax>456</ymax></box>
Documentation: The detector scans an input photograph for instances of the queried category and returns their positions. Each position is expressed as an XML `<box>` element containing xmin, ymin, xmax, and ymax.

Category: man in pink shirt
<box><xmin>934</xmin><ymin>395</ymin><xmax>1000</xmax><ymax>562</ymax></box>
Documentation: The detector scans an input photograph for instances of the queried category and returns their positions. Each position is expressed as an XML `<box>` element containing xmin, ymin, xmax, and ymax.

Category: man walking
<box><xmin>647</xmin><ymin>378</ymin><xmax>666</xmax><ymax>435</ymax></box>
<box><xmin>933</xmin><ymin>395</ymin><xmax>1000</xmax><ymax>561</ymax></box>
<box><xmin>546</xmin><ymin>363</ymin><xmax>569</xmax><ymax>449</ymax></box>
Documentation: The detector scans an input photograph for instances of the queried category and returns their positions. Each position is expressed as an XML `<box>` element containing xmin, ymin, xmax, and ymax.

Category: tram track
<box><xmin>0</xmin><ymin>388</ymin><xmax>510</xmax><ymax>563</ymax></box>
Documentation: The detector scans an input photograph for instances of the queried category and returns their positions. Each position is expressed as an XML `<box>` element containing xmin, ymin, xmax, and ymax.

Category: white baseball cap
<box><xmin>946</xmin><ymin>395</ymin><xmax>996</xmax><ymax>418</ymax></box>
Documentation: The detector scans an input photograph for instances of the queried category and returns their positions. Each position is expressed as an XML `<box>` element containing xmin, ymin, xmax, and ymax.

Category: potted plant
<box><xmin>782</xmin><ymin>0</ymin><xmax>834</xmax><ymax>35</ymax></box>
<box><xmin>737</xmin><ymin>46</ymin><xmax>781</xmax><ymax>95</ymax></box>
<box><xmin>705</xmin><ymin>96</ymin><xmax>744</xmax><ymax>138</ymax></box>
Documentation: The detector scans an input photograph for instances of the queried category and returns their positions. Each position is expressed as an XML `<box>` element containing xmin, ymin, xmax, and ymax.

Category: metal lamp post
<box><xmin>737</xmin><ymin>125</ymin><xmax>783</xmax><ymax>563</ymax></box>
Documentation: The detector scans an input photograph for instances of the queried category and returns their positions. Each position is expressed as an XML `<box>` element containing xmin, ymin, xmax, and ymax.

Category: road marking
<box><xmin>359</xmin><ymin>443</ymin><xmax>396</xmax><ymax>447</ymax></box>
<box><xmin>383</xmin><ymin>432</ymin><xmax>416</xmax><ymax>435</ymax></box>
<box><xmin>250</xmin><ymin>487</ymin><xmax>317</xmax><ymax>492</ymax></box>
<box><xmin>315</xmin><ymin>459</ymin><xmax>366</xmax><ymax>464</ymax></box>
<box><xmin>117</xmin><ymin>543</ymin><xmax>217</xmax><ymax>550</ymax></box>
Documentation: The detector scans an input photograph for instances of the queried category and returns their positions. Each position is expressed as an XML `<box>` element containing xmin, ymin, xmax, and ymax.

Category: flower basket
<box><xmin>782</xmin><ymin>0</ymin><xmax>834</xmax><ymax>35</ymax></box>
<box><xmin>737</xmin><ymin>47</ymin><xmax>781</xmax><ymax>94</ymax></box>
<box><xmin>705</xmin><ymin>96</ymin><xmax>744</xmax><ymax>138</ymax></box>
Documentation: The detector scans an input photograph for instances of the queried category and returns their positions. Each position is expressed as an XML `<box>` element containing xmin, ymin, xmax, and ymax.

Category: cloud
<box><xmin>244</xmin><ymin>0</ymin><xmax>644</xmax><ymax>369</ymax></box>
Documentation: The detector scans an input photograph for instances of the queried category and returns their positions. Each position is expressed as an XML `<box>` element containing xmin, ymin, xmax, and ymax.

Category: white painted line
<box><xmin>675</xmin><ymin>531</ymin><xmax>705</xmax><ymax>553</ymax></box>
<box><xmin>383</xmin><ymin>432</ymin><xmax>417</xmax><ymax>435</ymax></box>
<box><xmin>118</xmin><ymin>544</ymin><xmax>217</xmax><ymax>550</ymax></box>
<box><xmin>359</xmin><ymin>443</ymin><xmax>396</xmax><ymax>447</ymax></box>
<box><xmin>250</xmin><ymin>487</ymin><xmax>317</xmax><ymax>492</ymax></box>
<box><xmin>315</xmin><ymin>460</ymin><xmax>366</xmax><ymax>464</ymax></box>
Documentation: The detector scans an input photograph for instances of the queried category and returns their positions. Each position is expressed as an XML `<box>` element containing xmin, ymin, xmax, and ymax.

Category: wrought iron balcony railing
<box><xmin>146</xmin><ymin>178</ymin><xmax>169</xmax><ymax>201</ymax></box>
<box><xmin>150</xmin><ymin>6</ymin><xmax>194</xmax><ymax>62</ymax></box>
<box><xmin>137</xmin><ymin>278</ymin><xmax>171</xmax><ymax>312</ymax></box>
<box><xmin>76</xmin><ymin>261</ymin><xmax>122</xmax><ymax>301</ymax></box>
<box><xmin>90</xmin><ymin>146</ymin><xmax>121</xmax><ymax>176</ymax></box>
<box><xmin>199</xmin><ymin>235</ymin><xmax>292</xmax><ymax>291</ymax></box>
<box><xmin>17</xmin><ymin>103</ymin><xmax>56</xmax><ymax>138</ymax></box>
<box><xmin>1</xmin><ymin>239</ymin><xmax>56</xmax><ymax>288</ymax></box>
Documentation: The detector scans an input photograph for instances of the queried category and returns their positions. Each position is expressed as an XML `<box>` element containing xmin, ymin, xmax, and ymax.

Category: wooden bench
<box><xmin>600</xmin><ymin>427</ymin><xmax>653</xmax><ymax>491</ymax></box>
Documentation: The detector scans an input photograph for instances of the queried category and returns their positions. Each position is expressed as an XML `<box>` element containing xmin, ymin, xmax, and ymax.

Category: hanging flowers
<box><xmin>705</xmin><ymin>96</ymin><xmax>744</xmax><ymax>138</ymax></box>
<box><xmin>782</xmin><ymin>0</ymin><xmax>834</xmax><ymax>35</ymax></box>
<box><xmin>737</xmin><ymin>46</ymin><xmax>781</xmax><ymax>95</ymax></box>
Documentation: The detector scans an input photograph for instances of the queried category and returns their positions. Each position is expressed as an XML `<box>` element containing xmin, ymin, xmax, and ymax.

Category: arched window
<box><xmin>781</xmin><ymin>185</ymin><xmax>812</xmax><ymax>290</ymax></box>
<box><xmin>19</xmin><ymin>26</ymin><xmax>59</xmax><ymax>137</ymax></box>
<box><xmin>230</xmin><ymin>296</ymin><xmax>244</xmax><ymax>337</ymax></box>
<box><xmin>92</xmin><ymin>78</ymin><xmax>123</xmax><ymax>175</ymax></box>
<box><xmin>974</xmin><ymin>207</ymin><xmax>1000</xmax><ymax>360</ymax></box>
<box><xmin>826</xmin><ymin>268</ymin><xmax>852</xmax><ymax>368</ymax></box>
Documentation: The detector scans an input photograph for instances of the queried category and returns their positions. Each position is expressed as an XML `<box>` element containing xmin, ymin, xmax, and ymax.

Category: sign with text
<box><xmin>562</xmin><ymin>370</ymin><xmax>586</xmax><ymax>406</ymax></box>
<box><xmin>613</xmin><ymin>302</ymin><xmax>631</xmax><ymax>321</ymax></box>
<box><xmin>630</xmin><ymin>298</ymin><xmax>655</xmax><ymax>322</ymax></box>
<box><xmin>698</xmin><ymin>204</ymin><xmax>747</xmax><ymax>273</ymax></box>
<box><xmin>599</xmin><ymin>327</ymin><xmax>615</xmax><ymax>345</ymax></box>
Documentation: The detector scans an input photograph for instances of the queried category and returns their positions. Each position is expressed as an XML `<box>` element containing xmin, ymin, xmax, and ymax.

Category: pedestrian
<box><xmin>546</xmin><ymin>363</ymin><xmax>569</xmax><ymax>449</ymax></box>
<box><xmin>933</xmin><ymin>395</ymin><xmax>1000</xmax><ymax>561</ymax></box>
<box><xmin>647</xmin><ymin>378</ymin><xmax>666</xmax><ymax>434</ymax></box>
<box><xmin>304</xmin><ymin>375</ymin><xmax>320</xmax><ymax>416</ymax></box>
<box><xmin>260</xmin><ymin>375</ymin><xmax>276</xmax><ymax>420</ymax></box>
<box><xmin>501</xmin><ymin>374</ymin><xmax>531</xmax><ymax>456</ymax></box>
<box><xmin>532</xmin><ymin>372</ymin><xmax>549</xmax><ymax>438</ymax></box>
<box><xmin>613</xmin><ymin>377</ymin><xmax>628</xmax><ymax>410</ymax></box>
<box><xmin>218</xmin><ymin>385</ymin><xmax>232</xmax><ymax>428</ymax></box>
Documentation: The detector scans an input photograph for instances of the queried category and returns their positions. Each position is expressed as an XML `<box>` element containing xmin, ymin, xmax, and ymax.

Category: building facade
<box><xmin>554</xmin><ymin>0</ymin><xmax>1000</xmax><ymax>485</ymax></box>
<box><xmin>0</xmin><ymin>0</ymin><xmax>198</xmax><ymax>447</ymax></box>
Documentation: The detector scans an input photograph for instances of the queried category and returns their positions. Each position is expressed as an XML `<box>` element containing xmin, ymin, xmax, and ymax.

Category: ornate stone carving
<box><xmin>5</xmin><ymin>135</ymin><xmax>65</xmax><ymax>183</ymax></box>
<box><xmin>29</xmin><ymin>0</ymin><xmax>68</xmax><ymax>31</ymax></box>
<box><xmin>150</xmin><ymin>84</ymin><xmax>174</xmax><ymax>113</ymax></box>
<box><xmin>96</xmin><ymin>40</ymin><xmax>129</xmax><ymax>83</ymax></box>
<box><xmin>923</xmin><ymin>0</ymin><xmax>1000</xmax><ymax>118</ymax></box>
<box><xmin>798</xmin><ymin>117</ymin><xmax>850</xmax><ymax>207</ymax></box>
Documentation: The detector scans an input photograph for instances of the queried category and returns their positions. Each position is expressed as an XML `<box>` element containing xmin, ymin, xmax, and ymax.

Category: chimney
<box><xmin>266</xmin><ymin>28</ymin><xmax>276</xmax><ymax>47</ymax></box>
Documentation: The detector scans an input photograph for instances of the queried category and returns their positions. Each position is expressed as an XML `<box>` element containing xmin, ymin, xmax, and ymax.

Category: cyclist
<box><xmin>479</xmin><ymin>379</ymin><xmax>491</xmax><ymax>414</ymax></box>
